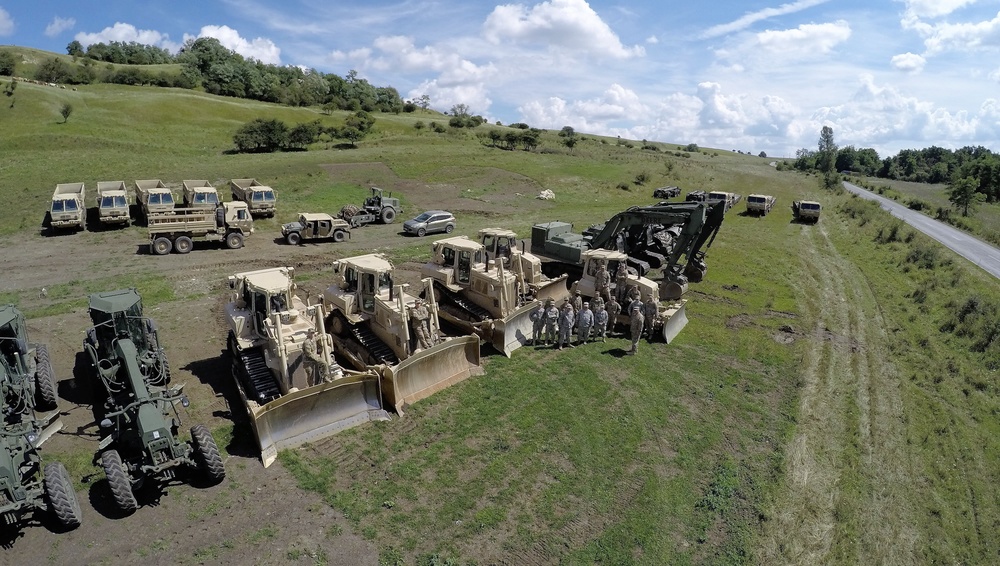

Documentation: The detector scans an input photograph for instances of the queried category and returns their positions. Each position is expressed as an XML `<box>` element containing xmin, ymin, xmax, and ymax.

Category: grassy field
<box><xmin>2</xmin><ymin>69</ymin><xmax>999</xmax><ymax>564</ymax></box>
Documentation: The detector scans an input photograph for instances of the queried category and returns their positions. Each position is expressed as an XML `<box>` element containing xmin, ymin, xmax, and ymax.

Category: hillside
<box><xmin>1</xmin><ymin>78</ymin><xmax>998</xmax><ymax>565</ymax></box>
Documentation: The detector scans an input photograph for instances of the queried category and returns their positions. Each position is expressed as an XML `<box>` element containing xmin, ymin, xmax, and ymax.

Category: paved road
<box><xmin>842</xmin><ymin>181</ymin><xmax>1000</xmax><ymax>279</ymax></box>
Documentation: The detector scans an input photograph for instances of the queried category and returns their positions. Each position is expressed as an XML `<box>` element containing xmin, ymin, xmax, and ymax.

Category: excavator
<box><xmin>225</xmin><ymin>267</ymin><xmax>389</xmax><ymax>467</ymax></box>
<box><xmin>321</xmin><ymin>254</ymin><xmax>482</xmax><ymax>414</ymax></box>
<box><xmin>420</xmin><ymin>236</ymin><xmax>546</xmax><ymax>357</ymax></box>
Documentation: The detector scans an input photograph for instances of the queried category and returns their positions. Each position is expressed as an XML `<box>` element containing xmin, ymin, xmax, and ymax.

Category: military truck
<box><xmin>0</xmin><ymin>305</ymin><xmax>58</xmax><ymax>412</ymax></box>
<box><xmin>707</xmin><ymin>191</ymin><xmax>742</xmax><ymax>211</ymax></box>
<box><xmin>281</xmin><ymin>213</ymin><xmax>351</xmax><ymax>245</ymax></box>
<box><xmin>226</xmin><ymin>267</ymin><xmax>389</xmax><ymax>466</ymax></box>
<box><xmin>792</xmin><ymin>200</ymin><xmax>822</xmax><ymax>223</ymax></box>
<box><xmin>421</xmin><ymin>236</ymin><xmax>545</xmax><ymax>356</ymax></box>
<box><xmin>83</xmin><ymin>289</ymin><xmax>224</xmax><ymax>513</ymax></box>
<box><xmin>49</xmin><ymin>182</ymin><xmax>86</xmax><ymax>231</ymax></box>
<box><xmin>147</xmin><ymin>201</ymin><xmax>253</xmax><ymax>255</ymax></box>
<box><xmin>745</xmin><ymin>194</ymin><xmax>776</xmax><ymax>216</ymax></box>
<box><xmin>685</xmin><ymin>190</ymin><xmax>707</xmax><ymax>202</ymax></box>
<box><xmin>230</xmin><ymin>179</ymin><xmax>276</xmax><ymax>217</ymax></box>
<box><xmin>134</xmin><ymin>179</ymin><xmax>175</xmax><ymax>220</ymax></box>
<box><xmin>338</xmin><ymin>186</ymin><xmax>401</xmax><ymax>227</ymax></box>
<box><xmin>181</xmin><ymin>180</ymin><xmax>221</xmax><ymax>210</ymax></box>
<box><xmin>96</xmin><ymin>181</ymin><xmax>131</xmax><ymax>226</ymax></box>
<box><xmin>322</xmin><ymin>254</ymin><xmax>482</xmax><ymax>411</ymax></box>
<box><xmin>652</xmin><ymin>186</ymin><xmax>681</xmax><ymax>199</ymax></box>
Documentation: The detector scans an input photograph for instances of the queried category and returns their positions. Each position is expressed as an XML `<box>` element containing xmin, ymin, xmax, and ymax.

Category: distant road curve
<box><xmin>842</xmin><ymin>181</ymin><xmax>1000</xmax><ymax>279</ymax></box>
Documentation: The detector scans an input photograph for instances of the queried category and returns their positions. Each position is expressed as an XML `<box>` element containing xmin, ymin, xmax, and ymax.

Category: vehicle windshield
<box><xmin>413</xmin><ymin>212</ymin><xmax>432</xmax><ymax>222</ymax></box>
<box><xmin>52</xmin><ymin>201</ymin><xmax>65</xmax><ymax>212</ymax></box>
<box><xmin>194</xmin><ymin>192</ymin><xmax>218</xmax><ymax>204</ymax></box>
<box><xmin>803</xmin><ymin>203</ymin><xmax>820</xmax><ymax>210</ymax></box>
<box><xmin>63</xmin><ymin>199</ymin><xmax>78</xmax><ymax>211</ymax></box>
<box><xmin>263</xmin><ymin>190</ymin><xmax>275</xmax><ymax>202</ymax></box>
<box><xmin>114</xmin><ymin>195</ymin><xmax>127</xmax><ymax>207</ymax></box>
<box><xmin>749</xmin><ymin>196</ymin><xmax>764</xmax><ymax>203</ymax></box>
<box><xmin>162</xmin><ymin>193</ymin><xmax>174</xmax><ymax>205</ymax></box>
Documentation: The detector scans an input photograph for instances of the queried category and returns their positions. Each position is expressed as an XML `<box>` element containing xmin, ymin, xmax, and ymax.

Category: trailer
<box><xmin>135</xmin><ymin>179</ymin><xmax>175</xmax><ymax>219</ymax></box>
<box><xmin>96</xmin><ymin>181</ymin><xmax>131</xmax><ymax>226</ymax></box>
<box><xmin>49</xmin><ymin>182</ymin><xmax>86</xmax><ymax>231</ymax></box>
<box><xmin>230</xmin><ymin>178</ymin><xmax>276</xmax><ymax>217</ymax></box>
<box><xmin>181</xmin><ymin>180</ymin><xmax>221</xmax><ymax>210</ymax></box>
<box><xmin>147</xmin><ymin>202</ymin><xmax>253</xmax><ymax>255</ymax></box>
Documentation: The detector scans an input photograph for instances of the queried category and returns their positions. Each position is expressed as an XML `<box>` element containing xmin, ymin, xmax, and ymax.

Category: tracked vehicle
<box><xmin>1</xmin><ymin>305</ymin><xmax>81</xmax><ymax>529</ymax></box>
<box><xmin>84</xmin><ymin>289</ymin><xmax>225</xmax><ymax>513</ymax></box>
<box><xmin>226</xmin><ymin>268</ymin><xmax>389</xmax><ymax>467</ymax></box>
<box><xmin>322</xmin><ymin>254</ymin><xmax>482</xmax><ymax>413</ymax></box>
<box><xmin>476</xmin><ymin>228</ymin><xmax>570</xmax><ymax>306</ymax></box>
<box><xmin>420</xmin><ymin>236</ymin><xmax>545</xmax><ymax>356</ymax></box>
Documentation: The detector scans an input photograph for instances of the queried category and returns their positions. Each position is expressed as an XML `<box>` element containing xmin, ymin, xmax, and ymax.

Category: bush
<box><xmin>906</xmin><ymin>198</ymin><xmax>930</xmax><ymax>211</ymax></box>
<box><xmin>430</xmin><ymin>121</ymin><xmax>446</xmax><ymax>133</ymax></box>
<box><xmin>413</xmin><ymin>121</ymin><xmax>425</xmax><ymax>130</ymax></box>
<box><xmin>233</xmin><ymin>118</ymin><xmax>288</xmax><ymax>153</ymax></box>
<box><xmin>634</xmin><ymin>172</ymin><xmax>650</xmax><ymax>185</ymax></box>
<box><xmin>617</xmin><ymin>182</ymin><xmax>630</xmax><ymax>191</ymax></box>
<box><xmin>685</xmin><ymin>143</ymin><xmax>699</xmax><ymax>152</ymax></box>
<box><xmin>0</xmin><ymin>50</ymin><xmax>16</xmax><ymax>76</ymax></box>
<box><xmin>905</xmin><ymin>241</ymin><xmax>939</xmax><ymax>269</ymax></box>
<box><xmin>875</xmin><ymin>219</ymin><xmax>905</xmax><ymax>243</ymax></box>
<box><xmin>839</xmin><ymin>197</ymin><xmax>879</xmax><ymax>226</ymax></box>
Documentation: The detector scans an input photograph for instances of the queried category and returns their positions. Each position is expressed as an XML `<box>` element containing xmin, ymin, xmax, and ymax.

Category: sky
<box><xmin>3</xmin><ymin>0</ymin><xmax>1000</xmax><ymax>158</ymax></box>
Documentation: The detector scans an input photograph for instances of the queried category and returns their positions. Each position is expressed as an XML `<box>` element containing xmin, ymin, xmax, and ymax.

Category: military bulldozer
<box><xmin>420</xmin><ymin>236</ymin><xmax>544</xmax><ymax>357</ymax></box>
<box><xmin>476</xmin><ymin>228</ymin><xmax>570</xmax><ymax>306</ymax></box>
<box><xmin>226</xmin><ymin>268</ymin><xmax>389</xmax><ymax>467</ymax></box>
<box><xmin>322</xmin><ymin>254</ymin><xmax>482</xmax><ymax>413</ymax></box>
<box><xmin>83</xmin><ymin>289</ymin><xmax>225</xmax><ymax>513</ymax></box>
<box><xmin>338</xmin><ymin>187</ymin><xmax>402</xmax><ymax>227</ymax></box>
<box><xmin>1</xmin><ymin>305</ymin><xmax>81</xmax><ymax>530</ymax></box>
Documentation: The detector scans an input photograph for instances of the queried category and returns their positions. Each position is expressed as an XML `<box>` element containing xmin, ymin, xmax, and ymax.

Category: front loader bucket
<box><xmin>492</xmin><ymin>301</ymin><xmax>539</xmax><ymax>357</ymax></box>
<box><xmin>660</xmin><ymin>300</ymin><xmax>689</xmax><ymax>344</ymax></box>
<box><xmin>383</xmin><ymin>335</ymin><xmax>483</xmax><ymax>414</ymax></box>
<box><xmin>534</xmin><ymin>274</ymin><xmax>570</xmax><ymax>305</ymax></box>
<box><xmin>241</xmin><ymin>374</ymin><xmax>389</xmax><ymax>467</ymax></box>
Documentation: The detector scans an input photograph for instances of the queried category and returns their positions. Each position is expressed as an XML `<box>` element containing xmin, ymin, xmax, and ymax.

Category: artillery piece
<box><xmin>83</xmin><ymin>289</ymin><xmax>224</xmax><ymax>513</ymax></box>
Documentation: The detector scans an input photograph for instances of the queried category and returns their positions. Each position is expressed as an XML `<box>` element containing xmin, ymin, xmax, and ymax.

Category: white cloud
<box><xmin>0</xmin><ymin>7</ymin><xmax>13</xmax><ymax>36</ymax></box>
<box><xmin>44</xmin><ymin>16</ymin><xmax>75</xmax><ymax>38</ymax></box>
<box><xmin>76</xmin><ymin>23</ymin><xmax>178</xmax><ymax>52</ymax></box>
<box><xmin>912</xmin><ymin>13</ymin><xmax>1000</xmax><ymax>55</ymax></box>
<box><xmin>900</xmin><ymin>0</ymin><xmax>978</xmax><ymax>19</ymax></box>
<box><xmin>646</xmin><ymin>35</ymin><xmax>659</xmax><ymax>44</ymax></box>
<box><xmin>891</xmin><ymin>52</ymin><xmax>926</xmax><ymax>73</ymax></box>
<box><xmin>409</xmin><ymin>78</ymin><xmax>493</xmax><ymax>117</ymax></box>
<box><xmin>701</xmin><ymin>0</ymin><xmax>831</xmax><ymax>39</ymax></box>
<box><xmin>714</xmin><ymin>21</ymin><xmax>851</xmax><ymax>68</ymax></box>
<box><xmin>483</xmin><ymin>0</ymin><xmax>644</xmax><ymax>59</ymax></box>
<box><xmin>184</xmin><ymin>25</ymin><xmax>281</xmax><ymax>64</ymax></box>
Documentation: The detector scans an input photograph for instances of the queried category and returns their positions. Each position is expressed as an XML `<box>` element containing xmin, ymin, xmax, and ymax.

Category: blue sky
<box><xmin>3</xmin><ymin>0</ymin><xmax>1000</xmax><ymax>158</ymax></box>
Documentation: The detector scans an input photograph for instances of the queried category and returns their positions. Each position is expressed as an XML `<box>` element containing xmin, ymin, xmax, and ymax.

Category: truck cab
<box><xmin>182</xmin><ymin>180</ymin><xmax>220</xmax><ymax>210</ymax></box>
<box><xmin>96</xmin><ymin>181</ymin><xmax>130</xmax><ymax>225</ymax></box>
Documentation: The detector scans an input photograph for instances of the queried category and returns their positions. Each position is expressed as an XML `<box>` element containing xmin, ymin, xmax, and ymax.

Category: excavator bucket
<box><xmin>383</xmin><ymin>335</ymin><xmax>483</xmax><ymax>414</ymax></box>
<box><xmin>660</xmin><ymin>300</ymin><xmax>689</xmax><ymax>344</ymax></box>
<box><xmin>492</xmin><ymin>301</ymin><xmax>539</xmax><ymax>357</ymax></box>
<box><xmin>241</xmin><ymin>374</ymin><xmax>389</xmax><ymax>467</ymax></box>
<box><xmin>533</xmin><ymin>273</ymin><xmax>570</xmax><ymax>305</ymax></box>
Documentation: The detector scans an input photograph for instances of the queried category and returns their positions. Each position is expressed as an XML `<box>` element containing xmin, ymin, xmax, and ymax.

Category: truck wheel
<box><xmin>35</xmin><ymin>344</ymin><xmax>58</xmax><ymax>410</ymax></box>
<box><xmin>44</xmin><ymin>462</ymin><xmax>82</xmax><ymax>529</ymax></box>
<box><xmin>152</xmin><ymin>237</ymin><xmax>172</xmax><ymax>255</ymax></box>
<box><xmin>381</xmin><ymin>207</ymin><xmax>396</xmax><ymax>224</ymax></box>
<box><xmin>333</xmin><ymin>230</ymin><xmax>346</xmax><ymax>243</ymax></box>
<box><xmin>286</xmin><ymin>232</ymin><xmax>302</xmax><ymax>245</ymax></box>
<box><xmin>101</xmin><ymin>450</ymin><xmax>137</xmax><ymax>514</ymax></box>
<box><xmin>174</xmin><ymin>236</ymin><xmax>193</xmax><ymax>254</ymax></box>
<box><xmin>225</xmin><ymin>232</ymin><xmax>244</xmax><ymax>250</ymax></box>
<box><xmin>417</xmin><ymin>227</ymin><xmax>426</xmax><ymax>237</ymax></box>
<box><xmin>191</xmin><ymin>424</ymin><xmax>226</xmax><ymax>484</ymax></box>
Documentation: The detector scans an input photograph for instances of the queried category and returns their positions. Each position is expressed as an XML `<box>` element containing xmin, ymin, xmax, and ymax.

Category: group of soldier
<box><xmin>529</xmin><ymin>260</ymin><xmax>659</xmax><ymax>355</ymax></box>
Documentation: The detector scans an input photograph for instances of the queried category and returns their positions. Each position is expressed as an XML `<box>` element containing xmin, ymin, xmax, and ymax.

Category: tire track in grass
<box><xmin>758</xmin><ymin>223</ymin><xmax>917</xmax><ymax>564</ymax></box>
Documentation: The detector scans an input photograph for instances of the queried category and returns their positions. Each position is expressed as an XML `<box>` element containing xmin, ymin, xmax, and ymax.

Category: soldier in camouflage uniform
<box><xmin>529</xmin><ymin>301</ymin><xmax>547</xmax><ymax>346</ymax></box>
<box><xmin>409</xmin><ymin>298</ymin><xmax>433</xmax><ymax>350</ymax></box>
<box><xmin>544</xmin><ymin>299</ymin><xmax>560</xmax><ymax>345</ymax></box>
<box><xmin>594</xmin><ymin>260</ymin><xmax>612</xmax><ymax>303</ymax></box>
<box><xmin>593</xmin><ymin>303</ymin><xmax>608</xmax><ymax>342</ymax></box>
<box><xmin>615</xmin><ymin>263</ymin><xmax>629</xmax><ymax>302</ymax></box>
<box><xmin>605</xmin><ymin>296</ymin><xmax>621</xmax><ymax>336</ymax></box>
<box><xmin>558</xmin><ymin>301</ymin><xmax>576</xmax><ymax>349</ymax></box>
<box><xmin>628</xmin><ymin>304</ymin><xmax>645</xmax><ymax>355</ymax></box>
<box><xmin>643</xmin><ymin>296</ymin><xmax>659</xmax><ymax>340</ymax></box>
<box><xmin>571</xmin><ymin>290</ymin><xmax>583</xmax><ymax>331</ymax></box>
<box><xmin>577</xmin><ymin>302</ymin><xmax>594</xmax><ymax>345</ymax></box>
<box><xmin>303</xmin><ymin>328</ymin><xmax>331</xmax><ymax>383</ymax></box>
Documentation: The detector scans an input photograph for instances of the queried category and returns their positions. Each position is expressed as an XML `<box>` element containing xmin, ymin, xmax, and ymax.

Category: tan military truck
<box><xmin>95</xmin><ymin>181</ymin><xmax>131</xmax><ymax>226</ymax></box>
<box><xmin>147</xmin><ymin>201</ymin><xmax>253</xmax><ymax>255</ymax></box>
<box><xmin>745</xmin><ymin>194</ymin><xmax>776</xmax><ymax>216</ymax></box>
<box><xmin>792</xmin><ymin>200</ymin><xmax>821</xmax><ymax>223</ymax></box>
<box><xmin>134</xmin><ymin>179</ymin><xmax>175</xmax><ymax>220</ymax></box>
<box><xmin>181</xmin><ymin>180</ymin><xmax>221</xmax><ymax>210</ymax></box>
<box><xmin>708</xmin><ymin>190</ymin><xmax>742</xmax><ymax>211</ymax></box>
<box><xmin>230</xmin><ymin>178</ymin><xmax>276</xmax><ymax>217</ymax></box>
<box><xmin>49</xmin><ymin>182</ymin><xmax>86</xmax><ymax>231</ymax></box>
<box><xmin>281</xmin><ymin>213</ymin><xmax>351</xmax><ymax>245</ymax></box>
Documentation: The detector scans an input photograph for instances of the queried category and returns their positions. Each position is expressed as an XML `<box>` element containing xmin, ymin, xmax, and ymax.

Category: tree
<box><xmin>66</xmin><ymin>41</ymin><xmax>85</xmax><ymax>57</ymax></box>
<box><xmin>450</xmin><ymin>103</ymin><xmax>470</xmax><ymax>118</ymax></box>
<box><xmin>232</xmin><ymin>118</ymin><xmax>288</xmax><ymax>153</ymax></box>
<box><xmin>417</xmin><ymin>94</ymin><xmax>430</xmax><ymax>110</ymax></box>
<box><xmin>758</xmin><ymin>151</ymin><xmax>767</xmax><ymax>158</ymax></box>
<box><xmin>35</xmin><ymin>58</ymin><xmax>75</xmax><ymax>83</ymax></box>
<box><xmin>817</xmin><ymin>126</ymin><xmax>839</xmax><ymax>190</ymax></box>
<box><xmin>559</xmin><ymin>126</ymin><xmax>575</xmax><ymax>137</ymax></box>
<box><xmin>948</xmin><ymin>176</ymin><xmax>987</xmax><ymax>217</ymax></box>
<box><xmin>0</xmin><ymin>50</ymin><xmax>17</xmax><ymax>76</ymax></box>
<box><xmin>60</xmin><ymin>103</ymin><xmax>73</xmax><ymax>123</ymax></box>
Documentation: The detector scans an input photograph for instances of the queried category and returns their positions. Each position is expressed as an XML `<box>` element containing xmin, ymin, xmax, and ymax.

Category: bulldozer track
<box><xmin>433</xmin><ymin>282</ymin><xmax>491</xmax><ymax>322</ymax></box>
<box><xmin>233</xmin><ymin>346</ymin><xmax>281</xmax><ymax>404</ymax></box>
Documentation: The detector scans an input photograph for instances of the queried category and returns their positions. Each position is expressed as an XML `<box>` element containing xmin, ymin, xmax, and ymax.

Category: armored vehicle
<box><xmin>281</xmin><ymin>213</ymin><xmax>351</xmax><ymax>245</ymax></box>
<box><xmin>84</xmin><ymin>289</ymin><xmax>225</xmax><ymax>513</ymax></box>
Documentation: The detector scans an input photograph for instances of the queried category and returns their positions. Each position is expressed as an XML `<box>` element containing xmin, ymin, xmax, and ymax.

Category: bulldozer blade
<box><xmin>241</xmin><ymin>374</ymin><xmax>389</xmax><ymax>468</ymax></box>
<box><xmin>534</xmin><ymin>274</ymin><xmax>570</xmax><ymax>305</ymax></box>
<box><xmin>384</xmin><ymin>335</ymin><xmax>483</xmax><ymax>414</ymax></box>
<box><xmin>492</xmin><ymin>301</ymin><xmax>538</xmax><ymax>357</ymax></box>
<box><xmin>660</xmin><ymin>300</ymin><xmax>689</xmax><ymax>344</ymax></box>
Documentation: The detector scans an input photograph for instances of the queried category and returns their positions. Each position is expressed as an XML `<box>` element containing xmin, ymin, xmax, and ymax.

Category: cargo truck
<box><xmin>134</xmin><ymin>179</ymin><xmax>175</xmax><ymax>220</ymax></box>
<box><xmin>707</xmin><ymin>191</ymin><xmax>742</xmax><ymax>211</ymax></box>
<box><xmin>745</xmin><ymin>194</ymin><xmax>776</xmax><ymax>216</ymax></box>
<box><xmin>230</xmin><ymin>178</ymin><xmax>276</xmax><ymax>217</ymax></box>
<box><xmin>147</xmin><ymin>201</ymin><xmax>253</xmax><ymax>255</ymax></box>
<box><xmin>49</xmin><ymin>182</ymin><xmax>86</xmax><ymax>231</ymax></box>
<box><xmin>181</xmin><ymin>180</ymin><xmax>221</xmax><ymax>210</ymax></box>
<box><xmin>96</xmin><ymin>181</ymin><xmax>131</xmax><ymax>226</ymax></box>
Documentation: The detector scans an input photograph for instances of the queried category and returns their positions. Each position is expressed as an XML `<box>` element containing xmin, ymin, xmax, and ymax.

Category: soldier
<box><xmin>571</xmin><ymin>290</ymin><xmax>583</xmax><ymax>330</ymax></box>
<box><xmin>594</xmin><ymin>260</ymin><xmax>612</xmax><ymax>303</ymax></box>
<box><xmin>529</xmin><ymin>301</ymin><xmax>547</xmax><ymax>346</ymax></box>
<box><xmin>577</xmin><ymin>302</ymin><xmax>594</xmax><ymax>345</ymax></box>
<box><xmin>409</xmin><ymin>298</ymin><xmax>433</xmax><ymax>350</ymax></box>
<box><xmin>557</xmin><ymin>301</ymin><xmax>576</xmax><ymax>349</ymax></box>
<box><xmin>592</xmin><ymin>295</ymin><xmax>605</xmax><ymax>314</ymax></box>
<box><xmin>606</xmin><ymin>295</ymin><xmax>621</xmax><ymax>336</ymax></box>
<box><xmin>644</xmin><ymin>296</ymin><xmax>659</xmax><ymax>340</ymax></box>
<box><xmin>615</xmin><ymin>263</ymin><xmax>629</xmax><ymax>302</ymax></box>
<box><xmin>593</xmin><ymin>303</ymin><xmax>608</xmax><ymax>342</ymax></box>
<box><xmin>544</xmin><ymin>299</ymin><xmax>560</xmax><ymax>345</ymax></box>
<box><xmin>628</xmin><ymin>304</ymin><xmax>645</xmax><ymax>355</ymax></box>
<box><xmin>303</xmin><ymin>329</ymin><xmax>331</xmax><ymax>383</ymax></box>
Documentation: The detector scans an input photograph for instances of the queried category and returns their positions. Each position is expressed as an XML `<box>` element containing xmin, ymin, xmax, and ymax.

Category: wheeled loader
<box><xmin>322</xmin><ymin>254</ymin><xmax>483</xmax><ymax>413</ymax></box>
<box><xmin>226</xmin><ymin>267</ymin><xmax>389</xmax><ymax>467</ymax></box>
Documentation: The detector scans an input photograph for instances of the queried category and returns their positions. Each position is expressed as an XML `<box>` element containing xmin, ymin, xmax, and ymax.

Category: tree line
<box><xmin>232</xmin><ymin>111</ymin><xmax>376</xmax><ymax>153</ymax></box>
